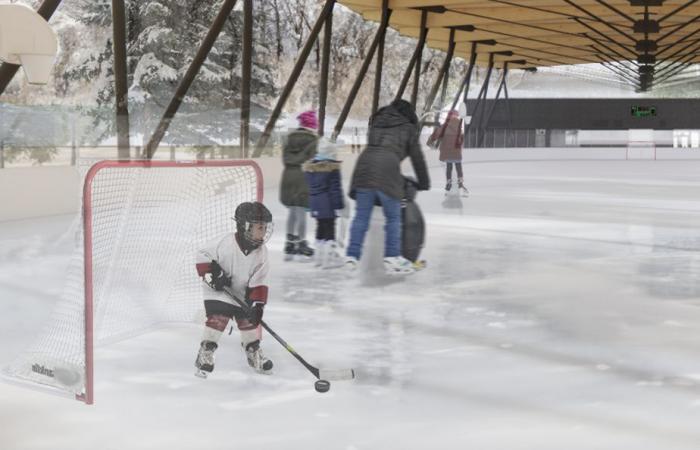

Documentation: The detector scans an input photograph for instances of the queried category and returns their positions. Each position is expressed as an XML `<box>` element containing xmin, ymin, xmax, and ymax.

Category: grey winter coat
<box><xmin>280</xmin><ymin>128</ymin><xmax>318</xmax><ymax>207</ymax></box>
<box><xmin>349</xmin><ymin>102</ymin><xmax>430</xmax><ymax>200</ymax></box>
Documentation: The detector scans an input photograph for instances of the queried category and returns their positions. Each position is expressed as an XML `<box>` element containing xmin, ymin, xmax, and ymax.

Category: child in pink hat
<box><xmin>280</xmin><ymin>110</ymin><xmax>319</xmax><ymax>261</ymax></box>
<box><xmin>297</xmin><ymin>110</ymin><xmax>318</xmax><ymax>131</ymax></box>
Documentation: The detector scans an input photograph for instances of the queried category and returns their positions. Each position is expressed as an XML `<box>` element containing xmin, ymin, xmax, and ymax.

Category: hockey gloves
<box><xmin>249</xmin><ymin>301</ymin><xmax>264</xmax><ymax>327</ymax></box>
<box><xmin>204</xmin><ymin>260</ymin><xmax>231</xmax><ymax>291</ymax></box>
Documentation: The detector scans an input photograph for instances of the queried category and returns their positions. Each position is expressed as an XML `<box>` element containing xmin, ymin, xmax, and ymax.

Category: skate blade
<box><xmin>413</xmin><ymin>260</ymin><xmax>427</xmax><ymax>271</ymax></box>
<box><xmin>385</xmin><ymin>269</ymin><xmax>415</xmax><ymax>276</ymax></box>
<box><xmin>194</xmin><ymin>369</ymin><xmax>209</xmax><ymax>379</ymax></box>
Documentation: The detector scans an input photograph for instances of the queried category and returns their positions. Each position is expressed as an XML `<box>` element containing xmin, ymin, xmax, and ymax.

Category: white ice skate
<box><xmin>194</xmin><ymin>341</ymin><xmax>218</xmax><ymax>378</ymax></box>
<box><xmin>244</xmin><ymin>340</ymin><xmax>273</xmax><ymax>374</ymax></box>
<box><xmin>322</xmin><ymin>241</ymin><xmax>345</xmax><ymax>269</ymax></box>
<box><xmin>383</xmin><ymin>256</ymin><xmax>416</xmax><ymax>276</ymax></box>
<box><xmin>412</xmin><ymin>259</ymin><xmax>427</xmax><ymax>271</ymax></box>
<box><xmin>344</xmin><ymin>256</ymin><xmax>359</xmax><ymax>271</ymax></box>
<box><xmin>314</xmin><ymin>240</ymin><xmax>326</xmax><ymax>267</ymax></box>
<box><xmin>458</xmin><ymin>184</ymin><xmax>469</xmax><ymax>198</ymax></box>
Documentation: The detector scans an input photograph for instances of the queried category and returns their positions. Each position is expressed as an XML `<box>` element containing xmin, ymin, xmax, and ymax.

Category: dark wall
<box><xmin>467</xmin><ymin>99</ymin><xmax>700</xmax><ymax>130</ymax></box>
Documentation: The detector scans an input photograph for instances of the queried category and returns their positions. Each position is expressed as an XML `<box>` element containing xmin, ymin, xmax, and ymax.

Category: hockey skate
<box><xmin>296</xmin><ymin>240</ymin><xmax>314</xmax><ymax>262</ymax></box>
<box><xmin>284</xmin><ymin>234</ymin><xmax>298</xmax><ymax>261</ymax></box>
<box><xmin>383</xmin><ymin>256</ymin><xmax>415</xmax><ymax>276</ymax></box>
<box><xmin>244</xmin><ymin>340</ymin><xmax>273</xmax><ymax>374</ymax></box>
<box><xmin>194</xmin><ymin>341</ymin><xmax>218</xmax><ymax>378</ymax></box>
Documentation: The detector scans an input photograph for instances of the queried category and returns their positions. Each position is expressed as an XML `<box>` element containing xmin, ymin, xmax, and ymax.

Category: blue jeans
<box><xmin>347</xmin><ymin>189</ymin><xmax>402</xmax><ymax>259</ymax></box>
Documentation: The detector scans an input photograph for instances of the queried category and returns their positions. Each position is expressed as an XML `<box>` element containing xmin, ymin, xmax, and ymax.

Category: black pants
<box><xmin>315</xmin><ymin>217</ymin><xmax>336</xmax><ymax>241</ymax></box>
<box><xmin>446</xmin><ymin>162</ymin><xmax>463</xmax><ymax>180</ymax></box>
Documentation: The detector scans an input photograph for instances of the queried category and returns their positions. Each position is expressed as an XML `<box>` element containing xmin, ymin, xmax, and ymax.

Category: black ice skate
<box><xmin>194</xmin><ymin>341</ymin><xmax>218</xmax><ymax>378</ymax></box>
<box><xmin>296</xmin><ymin>240</ymin><xmax>314</xmax><ymax>262</ymax></box>
<box><xmin>244</xmin><ymin>340</ymin><xmax>273</xmax><ymax>374</ymax></box>
<box><xmin>284</xmin><ymin>234</ymin><xmax>298</xmax><ymax>261</ymax></box>
<box><xmin>445</xmin><ymin>179</ymin><xmax>453</xmax><ymax>195</ymax></box>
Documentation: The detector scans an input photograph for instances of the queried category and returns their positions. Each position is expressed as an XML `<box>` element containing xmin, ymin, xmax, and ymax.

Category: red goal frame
<box><xmin>80</xmin><ymin>160</ymin><xmax>263</xmax><ymax>404</ymax></box>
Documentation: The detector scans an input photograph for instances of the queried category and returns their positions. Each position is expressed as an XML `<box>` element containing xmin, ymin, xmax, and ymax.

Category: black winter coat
<box><xmin>349</xmin><ymin>103</ymin><xmax>430</xmax><ymax>200</ymax></box>
<box><xmin>280</xmin><ymin>128</ymin><xmax>318</xmax><ymax>207</ymax></box>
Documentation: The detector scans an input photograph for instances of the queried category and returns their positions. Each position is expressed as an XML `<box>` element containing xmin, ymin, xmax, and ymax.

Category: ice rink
<box><xmin>2</xmin><ymin>155</ymin><xmax>700</xmax><ymax>450</ymax></box>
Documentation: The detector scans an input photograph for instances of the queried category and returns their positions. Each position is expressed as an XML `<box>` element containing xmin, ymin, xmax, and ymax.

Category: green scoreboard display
<box><xmin>631</xmin><ymin>105</ymin><xmax>657</xmax><ymax>118</ymax></box>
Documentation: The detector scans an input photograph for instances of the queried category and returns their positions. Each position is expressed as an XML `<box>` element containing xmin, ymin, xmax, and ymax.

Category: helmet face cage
<box><xmin>241</xmin><ymin>219</ymin><xmax>273</xmax><ymax>247</ymax></box>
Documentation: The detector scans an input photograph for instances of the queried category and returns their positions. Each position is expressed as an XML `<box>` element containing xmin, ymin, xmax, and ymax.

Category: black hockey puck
<box><xmin>314</xmin><ymin>379</ymin><xmax>331</xmax><ymax>393</ymax></box>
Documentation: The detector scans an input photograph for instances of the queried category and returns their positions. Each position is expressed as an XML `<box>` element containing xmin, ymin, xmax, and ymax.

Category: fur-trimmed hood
<box><xmin>302</xmin><ymin>159</ymin><xmax>342</xmax><ymax>173</ymax></box>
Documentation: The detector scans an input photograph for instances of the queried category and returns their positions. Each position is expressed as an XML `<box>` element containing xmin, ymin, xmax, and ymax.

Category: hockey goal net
<box><xmin>626</xmin><ymin>141</ymin><xmax>657</xmax><ymax>160</ymax></box>
<box><xmin>3</xmin><ymin>160</ymin><xmax>262</xmax><ymax>404</ymax></box>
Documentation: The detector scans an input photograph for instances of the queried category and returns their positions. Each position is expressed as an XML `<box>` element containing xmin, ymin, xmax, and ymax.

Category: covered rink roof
<box><xmin>339</xmin><ymin>0</ymin><xmax>700</xmax><ymax>91</ymax></box>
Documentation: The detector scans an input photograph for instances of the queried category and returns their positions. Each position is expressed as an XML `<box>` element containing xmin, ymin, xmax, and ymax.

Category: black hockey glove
<box><xmin>249</xmin><ymin>301</ymin><xmax>264</xmax><ymax>327</ymax></box>
<box><xmin>204</xmin><ymin>260</ymin><xmax>231</xmax><ymax>291</ymax></box>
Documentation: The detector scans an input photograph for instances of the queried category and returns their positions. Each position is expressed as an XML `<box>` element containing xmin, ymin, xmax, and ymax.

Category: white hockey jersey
<box><xmin>196</xmin><ymin>233</ymin><xmax>269</xmax><ymax>305</ymax></box>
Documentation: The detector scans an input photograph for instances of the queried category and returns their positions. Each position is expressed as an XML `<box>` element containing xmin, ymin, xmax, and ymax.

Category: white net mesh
<box><xmin>3</xmin><ymin>160</ymin><xmax>261</xmax><ymax>401</ymax></box>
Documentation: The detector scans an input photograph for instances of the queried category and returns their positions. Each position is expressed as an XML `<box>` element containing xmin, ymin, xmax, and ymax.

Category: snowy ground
<box><xmin>2</xmin><ymin>158</ymin><xmax>700</xmax><ymax>450</ymax></box>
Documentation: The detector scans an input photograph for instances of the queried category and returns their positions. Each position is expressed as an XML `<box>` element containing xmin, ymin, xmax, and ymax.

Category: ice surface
<box><xmin>1</xmin><ymin>157</ymin><xmax>700</xmax><ymax>450</ymax></box>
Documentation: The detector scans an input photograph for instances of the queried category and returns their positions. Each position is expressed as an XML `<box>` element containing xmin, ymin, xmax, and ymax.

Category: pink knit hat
<box><xmin>297</xmin><ymin>110</ymin><xmax>318</xmax><ymax>130</ymax></box>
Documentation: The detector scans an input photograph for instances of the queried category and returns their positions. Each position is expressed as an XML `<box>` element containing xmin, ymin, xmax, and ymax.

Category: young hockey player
<box><xmin>194</xmin><ymin>201</ymin><xmax>274</xmax><ymax>378</ymax></box>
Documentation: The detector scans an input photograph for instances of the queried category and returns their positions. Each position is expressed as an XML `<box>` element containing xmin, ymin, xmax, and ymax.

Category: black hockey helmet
<box><xmin>234</xmin><ymin>201</ymin><xmax>273</xmax><ymax>249</ymax></box>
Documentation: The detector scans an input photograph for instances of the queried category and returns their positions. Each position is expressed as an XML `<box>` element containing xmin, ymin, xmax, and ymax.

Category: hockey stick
<box><xmin>222</xmin><ymin>286</ymin><xmax>355</xmax><ymax>382</ymax></box>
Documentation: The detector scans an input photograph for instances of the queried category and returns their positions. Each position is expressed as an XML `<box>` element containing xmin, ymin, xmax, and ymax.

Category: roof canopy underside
<box><xmin>339</xmin><ymin>0</ymin><xmax>700</xmax><ymax>91</ymax></box>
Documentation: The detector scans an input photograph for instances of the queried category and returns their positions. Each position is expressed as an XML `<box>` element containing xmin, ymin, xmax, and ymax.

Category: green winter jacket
<box><xmin>280</xmin><ymin>128</ymin><xmax>318</xmax><ymax>207</ymax></box>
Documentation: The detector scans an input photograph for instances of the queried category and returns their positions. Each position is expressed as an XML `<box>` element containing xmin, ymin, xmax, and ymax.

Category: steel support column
<box><xmin>479</xmin><ymin>62</ymin><xmax>509</xmax><ymax>147</ymax></box>
<box><xmin>145</xmin><ymin>0</ymin><xmax>239</xmax><ymax>159</ymax></box>
<box><xmin>331</xmin><ymin>7</ymin><xmax>392</xmax><ymax>140</ymax></box>
<box><xmin>395</xmin><ymin>12</ymin><xmax>430</xmax><ymax>102</ymax></box>
<box><xmin>467</xmin><ymin>53</ymin><xmax>495</xmax><ymax>147</ymax></box>
<box><xmin>410</xmin><ymin>10</ymin><xmax>428</xmax><ymax>108</ymax></box>
<box><xmin>318</xmin><ymin>8</ymin><xmax>333</xmax><ymax>137</ymax></box>
<box><xmin>112</xmin><ymin>0</ymin><xmax>131</xmax><ymax>160</ymax></box>
<box><xmin>450</xmin><ymin>42</ymin><xmax>478</xmax><ymax>111</ymax></box>
<box><xmin>371</xmin><ymin>0</ymin><xmax>390</xmax><ymax>117</ymax></box>
<box><xmin>420</xmin><ymin>28</ymin><xmax>455</xmax><ymax>130</ymax></box>
<box><xmin>240</xmin><ymin>0</ymin><xmax>253</xmax><ymax>157</ymax></box>
<box><xmin>502</xmin><ymin>68</ymin><xmax>514</xmax><ymax>146</ymax></box>
<box><xmin>253</xmin><ymin>0</ymin><xmax>335</xmax><ymax>156</ymax></box>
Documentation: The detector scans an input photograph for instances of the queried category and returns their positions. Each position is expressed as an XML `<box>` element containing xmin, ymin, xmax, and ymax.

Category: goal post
<box><xmin>3</xmin><ymin>160</ymin><xmax>263</xmax><ymax>404</ymax></box>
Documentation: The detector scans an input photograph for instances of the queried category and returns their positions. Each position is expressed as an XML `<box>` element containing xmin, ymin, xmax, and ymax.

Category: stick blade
<box><xmin>318</xmin><ymin>368</ymin><xmax>355</xmax><ymax>381</ymax></box>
